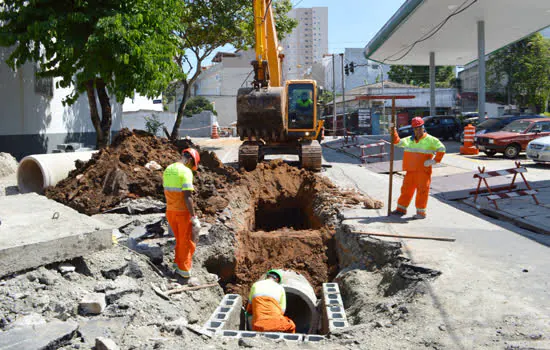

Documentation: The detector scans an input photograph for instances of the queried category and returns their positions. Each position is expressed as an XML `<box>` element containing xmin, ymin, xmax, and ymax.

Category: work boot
<box><xmin>412</xmin><ymin>214</ymin><xmax>426</xmax><ymax>220</ymax></box>
<box><xmin>390</xmin><ymin>210</ymin><xmax>406</xmax><ymax>217</ymax></box>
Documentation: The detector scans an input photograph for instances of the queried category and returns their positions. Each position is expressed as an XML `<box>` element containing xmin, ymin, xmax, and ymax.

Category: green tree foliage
<box><xmin>0</xmin><ymin>0</ymin><xmax>182</xmax><ymax>148</ymax></box>
<box><xmin>169</xmin><ymin>0</ymin><xmax>297</xmax><ymax>140</ymax></box>
<box><xmin>487</xmin><ymin>33</ymin><xmax>550</xmax><ymax>113</ymax></box>
<box><xmin>388</xmin><ymin>65</ymin><xmax>455</xmax><ymax>87</ymax></box>
<box><xmin>184</xmin><ymin>96</ymin><xmax>218</xmax><ymax>117</ymax></box>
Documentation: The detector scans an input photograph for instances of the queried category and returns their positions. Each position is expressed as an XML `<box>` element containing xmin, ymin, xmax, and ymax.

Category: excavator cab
<box><xmin>287</xmin><ymin>81</ymin><xmax>316</xmax><ymax>132</ymax></box>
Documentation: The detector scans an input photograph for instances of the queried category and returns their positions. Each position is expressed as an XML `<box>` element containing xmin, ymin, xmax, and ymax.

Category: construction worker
<box><xmin>245</xmin><ymin>270</ymin><xmax>296</xmax><ymax>333</ymax></box>
<box><xmin>391</xmin><ymin>117</ymin><xmax>445</xmax><ymax>219</ymax></box>
<box><xmin>296</xmin><ymin>91</ymin><xmax>313</xmax><ymax>112</ymax></box>
<box><xmin>163</xmin><ymin>148</ymin><xmax>201</xmax><ymax>280</ymax></box>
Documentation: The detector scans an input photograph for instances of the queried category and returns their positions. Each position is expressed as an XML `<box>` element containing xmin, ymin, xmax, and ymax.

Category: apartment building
<box><xmin>281</xmin><ymin>7</ymin><xmax>328</xmax><ymax>81</ymax></box>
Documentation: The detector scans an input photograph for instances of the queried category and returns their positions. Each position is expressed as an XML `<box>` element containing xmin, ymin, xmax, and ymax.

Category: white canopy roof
<box><xmin>364</xmin><ymin>0</ymin><xmax>550</xmax><ymax>65</ymax></box>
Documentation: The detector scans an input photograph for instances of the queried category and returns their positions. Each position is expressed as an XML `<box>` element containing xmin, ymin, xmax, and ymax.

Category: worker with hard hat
<box><xmin>245</xmin><ymin>270</ymin><xmax>296</xmax><ymax>333</ymax></box>
<box><xmin>163</xmin><ymin>148</ymin><xmax>201</xmax><ymax>280</ymax></box>
<box><xmin>391</xmin><ymin>117</ymin><xmax>446</xmax><ymax>219</ymax></box>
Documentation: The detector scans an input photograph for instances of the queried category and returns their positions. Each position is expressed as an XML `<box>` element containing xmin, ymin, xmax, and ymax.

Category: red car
<box><xmin>475</xmin><ymin>118</ymin><xmax>550</xmax><ymax>158</ymax></box>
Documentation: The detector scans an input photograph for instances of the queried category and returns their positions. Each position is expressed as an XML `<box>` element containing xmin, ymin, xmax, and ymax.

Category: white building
<box><xmin>190</xmin><ymin>50</ymin><xmax>256</xmax><ymax>127</ymax></box>
<box><xmin>324</xmin><ymin>48</ymin><xmax>390</xmax><ymax>94</ymax></box>
<box><xmin>0</xmin><ymin>47</ymin><xmax>122</xmax><ymax>159</ymax></box>
<box><xmin>281</xmin><ymin>7</ymin><xmax>328</xmax><ymax>81</ymax></box>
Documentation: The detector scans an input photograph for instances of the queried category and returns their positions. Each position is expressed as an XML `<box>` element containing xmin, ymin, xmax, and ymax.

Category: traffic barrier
<box><xmin>473</xmin><ymin>161</ymin><xmax>540</xmax><ymax>209</ymax></box>
<box><xmin>460</xmin><ymin>124</ymin><xmax>479</xmax><ymax>155</ymax></box>
<box><xmin>360</xmin><ymin>140</ymin><xmax>389</xmax><ymax>163</ymax></box>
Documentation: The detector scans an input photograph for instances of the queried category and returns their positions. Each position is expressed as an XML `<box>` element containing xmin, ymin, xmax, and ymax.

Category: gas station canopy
<box><xmin>364</xmin><ymin>0</ymin><xmax>550</xmax><ymax>66</ymax></box>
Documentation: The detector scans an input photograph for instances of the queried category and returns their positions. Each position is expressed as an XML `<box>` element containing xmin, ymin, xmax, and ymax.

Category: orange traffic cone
<box><xmin>211</xmin><ymin>124</ymin><xmax>220</xmax><ymax>139</ymax></box>
<box><xmin>460</xmin><ymin>124</ymin><xmax>479</xmax><ymax>155</ymax></box>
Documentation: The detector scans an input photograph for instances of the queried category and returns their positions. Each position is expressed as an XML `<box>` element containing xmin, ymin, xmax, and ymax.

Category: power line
<box><xmin>383</xmin><ymin>0</ymin><xmax>478</xmax><ymax>63</ymax></box>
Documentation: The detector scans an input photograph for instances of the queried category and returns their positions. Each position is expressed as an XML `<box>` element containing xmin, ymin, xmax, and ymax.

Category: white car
<box><xmin>526</xmin><ymin>136</ymin><xmax>550</xmax><ymax>162</ymax></box>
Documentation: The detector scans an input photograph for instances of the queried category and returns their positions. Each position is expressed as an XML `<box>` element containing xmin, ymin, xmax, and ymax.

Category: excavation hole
<box><xmin>254</xmin><ymin>196</ymin><xmax>321</xmax><ymax>232</ymax></box>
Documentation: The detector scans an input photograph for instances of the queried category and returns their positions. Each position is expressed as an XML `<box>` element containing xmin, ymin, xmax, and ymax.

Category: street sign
<box><xmin>153</xmin><ymin>99</ymin><xmax>162</xmax><ymax>104</ymax></box>
<box><xmin>358</xmin><ymin>108</ymin><xmax>371</xmax><ymax>128</ymax></box>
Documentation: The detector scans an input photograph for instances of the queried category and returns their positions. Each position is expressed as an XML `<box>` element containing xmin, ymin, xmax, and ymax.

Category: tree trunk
<box><xmin>170</xmin><ymin>80</ymin><xmax>191</xmax><ymax>141</ymax></box>
<box><xmin>95</xmin><ymin>79</ymin><xmax>112</xmax><ymax>149</ymax></box>
<box><xmin>85</xmin><ymin>80</ymin><xmax>104</xmax><ymax>149</ymax></box>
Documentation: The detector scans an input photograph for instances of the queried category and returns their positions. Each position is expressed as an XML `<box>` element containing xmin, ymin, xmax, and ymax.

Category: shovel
<box><xmin>150</xmin><ymin>282</ymin><xmax>218</xmax><ymax>300</ymax></box>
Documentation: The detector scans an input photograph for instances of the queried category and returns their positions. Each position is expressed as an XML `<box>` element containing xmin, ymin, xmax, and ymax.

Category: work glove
<box><xmin>424</xmin><ymin>159</ymin><xmax>437</xmax><ymax>167</ymax></box>
<box><xmin>191</xmin><ymin>216</ymin><xmax>201</xmax><ymax>243</ymax></box>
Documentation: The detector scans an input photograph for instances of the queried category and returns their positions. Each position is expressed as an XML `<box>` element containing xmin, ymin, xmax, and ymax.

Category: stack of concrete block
<box><xmin>321</xmin><ymin>283</ymin><xmax>349</xmax><ymax>333</ymax></box>
<box><xmin>202</xmin><ymin>294</ymin><xmax>241</xmax><ymax>334</ymax></box>
<box><xmin>218</xmin><ymin>330</ymin><xmax>326</xmax><ymax>343</ymax></box>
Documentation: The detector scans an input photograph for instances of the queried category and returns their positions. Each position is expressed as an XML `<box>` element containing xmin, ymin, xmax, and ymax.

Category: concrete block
<box><xmin>323</xmin><ymin>292</ymin><xmax>344</xmax><ymax>307</ymax></box>
<box><xmin>329</xmin><ymin>319</ymin><xmax>350</xmax><ymax>330</ymax></box>
<box><xmin>304</xmin><ymin>334</ymin><xmax>326</xmax><ymax>342</ymax></box>
<box><xmin>204</xmin><ymin>294</ymin><xmax>241</xmax><ymax>331</ymax></box>
<box><xmin>0</xmin><ymin>319</ymin><xmax>78</xmax><ymax>349</ymax></box>
<box><xmin>96</xmin><ymin>337</ymin><xmax>120</xmax><ymax>350</ymax></box>
<box><xmin>220</xmin><ymin>330</ymin><xmax>259</xmax><ymax>339</ymax></box>
<box><xmin>0</xmin><ymin>193</ymin><xmax>111</xmax><ymax>278</ymax></box>
<box><xmin>79</xmin><ymin>293</ymin><xmax>106</xmax><ymax>315</ymax></box>
<box><xmin>262</xmin><ymin>332</ymin><xmax>303</xmax><ymax>342</ymax></box>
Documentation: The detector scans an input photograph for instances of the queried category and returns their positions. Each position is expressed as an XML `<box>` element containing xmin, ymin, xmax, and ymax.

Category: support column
<box><xmin>478</xmin><ymin>20</ymin><xmax>486</xmax><ymax>120</ymax></box>
<box><xmin>429</xmin><ymin>52</ymin><xmax>436</xmax><ymax>117</ymax></box>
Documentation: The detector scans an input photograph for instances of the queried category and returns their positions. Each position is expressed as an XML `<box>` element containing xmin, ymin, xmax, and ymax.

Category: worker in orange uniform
<box><xmin>163</xmin><ymin>148</ymin><xmax>201</xmax><ymax>280</ymax></box>
<box><xmin>391</xmin><ymin>117</ymin><xmax>446</xmax><ymax>219</ymax></box>
<box><xmin>245</xmin><ymin>270</ymin><xmax>296</xmax><ymax>333</ymax></box>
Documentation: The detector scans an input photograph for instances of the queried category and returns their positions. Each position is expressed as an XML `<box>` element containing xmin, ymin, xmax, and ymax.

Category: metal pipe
<box><xmin>332</xmin><ymin>54</ymin><xmax>337</xmax><ymax>138</ymax></box>
<box><xmin>430</xmin><ymin>51</ymin><xmax>436</xmax><ymax>117</ymax></box>
<box><xmin>478</xmin><ymin>21</ymin><xmax>486</xmax><ymax>120</ymax></box>
<box><xmin>340</xmin><ymin>53</ymin><xmax>346</xmax><ymax>133</ymax></box>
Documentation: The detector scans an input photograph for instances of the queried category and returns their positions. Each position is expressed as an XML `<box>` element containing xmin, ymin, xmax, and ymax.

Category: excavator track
<box><xmin>238</xmin><ymin>142</ymin><xmax>261</xmax><ymax>171</ymax></box>
<box><xmin>299</xmin><ymin>140</ymin><xmax>322</xmax><ymax>171</ymax></box>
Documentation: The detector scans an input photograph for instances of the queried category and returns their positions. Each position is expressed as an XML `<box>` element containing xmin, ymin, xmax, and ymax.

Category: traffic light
<box><xmin>349</xmin><ymin>62</ymin><xmax>355</xmax><ymax>74</ymax></box>
<box><xmin>344</xmin><ymin>64</ymin><xmax>349</xmax><ymax>76</ymax></box>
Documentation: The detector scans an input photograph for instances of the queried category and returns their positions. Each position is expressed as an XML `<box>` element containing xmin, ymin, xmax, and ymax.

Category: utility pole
<box><xmin>332</xmin><ymin>54</ymin><xmax>337</xmax><ymax>138</ymax></box>
<box><xmin>340</xmin><ymin>53</ymin><xmax>346</xmax><ymax>132</ymax></box>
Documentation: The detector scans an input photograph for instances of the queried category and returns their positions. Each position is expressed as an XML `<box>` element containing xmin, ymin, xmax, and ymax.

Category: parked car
<box><xmin>526</xmin><ymin>136</ymin><xmax>550</xmax><ymax>163</ymax></box>
<box><xmin>461</xmin><ymin>115</ymin><xmax>546</xmax><ymax>143</ymax></box>
<box><xmin>475</xmin><ymin>118</ymin><xmax>550</xmax><ymax>158</ymax></box>
<box><xmin>398</xmin><ymin>116</ymin><xmax>462</xmax><ymax>141</ymax></box>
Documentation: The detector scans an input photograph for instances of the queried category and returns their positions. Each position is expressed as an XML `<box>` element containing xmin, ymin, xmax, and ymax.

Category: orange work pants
<box><xmin>166</xmin><ymin>210</ymin><xmax>195</xmax><ymax>275</ymax></box>
<box><xmin>253</xmin><ymin>316</ymin><xmax>296</xmax><ymax>333</ymax></box>
<box><xmin>396</xmin><ymin>170</ymin><xmax>432</xmax><ymax>216</ymax></box>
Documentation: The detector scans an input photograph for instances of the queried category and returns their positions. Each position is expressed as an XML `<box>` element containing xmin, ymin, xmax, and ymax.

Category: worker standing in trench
<box><xmin>246</xmin><ymin>270</ymin><xmax>296</xmax><ymax>333</ymax></box>
<box><xmin>391</xmin><ymin>117</ymin><xmax>446</xmax><ymax>219</ymax></box>
<box><xmin>163</xmin><ymin>148</ymin><xmax>202</xmax><ymax>282</ymax></box>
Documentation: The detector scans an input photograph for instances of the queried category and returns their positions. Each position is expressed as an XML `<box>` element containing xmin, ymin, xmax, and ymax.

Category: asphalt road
<box><xmin>196</xmin><ymin>136</ymin><xmax>550</xmax><ymax>348</ymax></box>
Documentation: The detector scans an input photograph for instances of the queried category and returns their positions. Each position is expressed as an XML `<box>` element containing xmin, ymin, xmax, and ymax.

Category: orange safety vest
<box><xmin>393</xmin><ymin>130</ymin><xmax>446</xmax><ymax>172</ymax></box>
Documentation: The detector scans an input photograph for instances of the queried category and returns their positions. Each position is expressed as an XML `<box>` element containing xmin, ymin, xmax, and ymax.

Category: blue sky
<box><xmin>293</xmin><ymin>0</ymin><xmax>405</xmax><ymax>54</ymax></box>
<box><xmin>202</xmin><ymin>0</ymin><xmax>405</xmax><ymax>64</ymax></box>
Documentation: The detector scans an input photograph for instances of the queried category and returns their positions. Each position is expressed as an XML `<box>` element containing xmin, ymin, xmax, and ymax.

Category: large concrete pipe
<box><xmin>17</xmin><ymin>152</ymin><xmax>96</xmax><ymax>194</ymax></box>
<box><xmin>279</xmin><ymin>270</ymin><xmax>319</xmax><ymax>334</ymax></box>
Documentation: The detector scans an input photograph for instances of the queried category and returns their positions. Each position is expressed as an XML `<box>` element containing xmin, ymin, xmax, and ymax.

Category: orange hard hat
<box><xmin>411</xmin><ymin>117</ymin><xmax>424</xmax><ymax>128</ymax></box>
<box><xmin>182</xmin><ymin>148</ymin><xmax>200</xmax><ymax>171</ymax></box>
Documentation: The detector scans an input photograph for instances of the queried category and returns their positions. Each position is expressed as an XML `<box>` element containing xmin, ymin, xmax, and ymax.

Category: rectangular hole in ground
<box><xmin>254</xmin><ymin>197</ymin><xmax>320</xmax><ymax>232</ymax></box>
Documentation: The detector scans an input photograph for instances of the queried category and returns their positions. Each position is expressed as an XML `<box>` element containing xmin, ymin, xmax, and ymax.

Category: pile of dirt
<box><xmin>0</xmin><ymin>153</ymin><xmax>18</xmax><ymax>178</ymax></box>
<box><xmin>45</xmin><ymin>129</ymin><xmax>239</xmax><ymax>216</ymax></box>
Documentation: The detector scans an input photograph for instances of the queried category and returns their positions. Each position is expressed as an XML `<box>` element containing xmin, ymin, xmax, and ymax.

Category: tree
<box><xmin>387</xmin><ymin>65</ymin><xmax>455</xmax><ymax>87</ymax></box>
<box><xmin>184</xmin><ymin>96</ymin><xmax>218</xmax><ymax>117</ymax></box>
<box><xmin>0</xmin><ymin>0</ymin><xmax>182</xmax><ymax>148</ymax></box>
<box><xmin>487</xmin><ymin>33</ymin><xmax>550</xmax><ymax>113</ymax></box>
<box><xmin>169</xmin><ymin>0</ymin><xmax>297</xmax><ymax>140</ymax></box>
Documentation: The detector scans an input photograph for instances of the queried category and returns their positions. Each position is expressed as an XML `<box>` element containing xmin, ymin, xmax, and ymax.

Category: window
<box><xmin>532</xmin><ymin>121</ymin><xmax>550</xmax><ymax>132</ymax></box>
<box><xmin>34</xmin><ymin>63</ymin><xmax>53</xmax><ymax>98</ymax></box>
<box><xmin>441</xmin><ymin>118</ymin><xmax>456</xmax><ymax>125</ymax></box>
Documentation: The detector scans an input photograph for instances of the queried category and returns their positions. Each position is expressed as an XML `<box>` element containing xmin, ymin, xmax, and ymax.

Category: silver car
<box><xmin>526</xmin><ymin>136</ymin><xmax>550</xmax><ymax>163</ymax></box>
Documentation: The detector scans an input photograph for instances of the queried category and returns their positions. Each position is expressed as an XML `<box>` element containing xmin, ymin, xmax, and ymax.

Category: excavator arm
<box><xmin>252</xmin><ymin>0</ymin><xmax>282</xmax><ymax>89</ymax></box>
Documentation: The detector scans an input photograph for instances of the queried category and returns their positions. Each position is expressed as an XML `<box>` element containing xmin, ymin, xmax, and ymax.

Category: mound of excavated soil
<box><xmin>45</xmin><ymin>129</ymin><xmax>240</xmax><ymax>216</ymax></box>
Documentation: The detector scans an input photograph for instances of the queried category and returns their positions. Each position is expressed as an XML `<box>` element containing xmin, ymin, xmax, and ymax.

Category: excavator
<box><xmin>236</xmin><ymin>0</ymin><xmax>324</xmax><ymax>171</ymax></box>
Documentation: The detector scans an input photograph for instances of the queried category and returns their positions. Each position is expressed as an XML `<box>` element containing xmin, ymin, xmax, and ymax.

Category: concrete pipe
<box><xmin>280</xmin><ymin>270</ymin><xmax>319</xmax><ymax>334</ymax></box>
<box><xmin>17</xmin><ymin>152</ymin><xmax>96</xmax><ymax>194</ymax></box>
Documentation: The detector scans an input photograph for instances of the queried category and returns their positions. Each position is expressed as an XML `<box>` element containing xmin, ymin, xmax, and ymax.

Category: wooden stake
<box><xmin>352</xmin><ymin>231</ymin><xmax>455</xmax><ymax>242</ymax></box>
<box><xmin>388</xmin><ymin>97</ymin><xmax>396</xmax><ymax>216</ymax></box>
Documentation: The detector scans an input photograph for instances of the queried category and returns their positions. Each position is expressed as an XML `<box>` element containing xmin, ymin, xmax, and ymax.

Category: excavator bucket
<box><xmin>236</xmin><ymin>87</ymin><xmax>286</xmax><ymax>142</ymax></box>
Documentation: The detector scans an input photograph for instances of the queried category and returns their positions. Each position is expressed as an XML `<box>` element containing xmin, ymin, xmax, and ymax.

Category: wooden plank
<box><xmin>352</xmin><ymin>231</ymin><xmax>456</xmax><ymax>242</ymax></box>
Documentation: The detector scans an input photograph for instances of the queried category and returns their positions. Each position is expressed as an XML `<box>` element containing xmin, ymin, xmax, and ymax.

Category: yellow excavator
<box><xmin>236</xmin><ymin>0</ymin><xmax>324</xmax><ymax>171</ymax></box>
